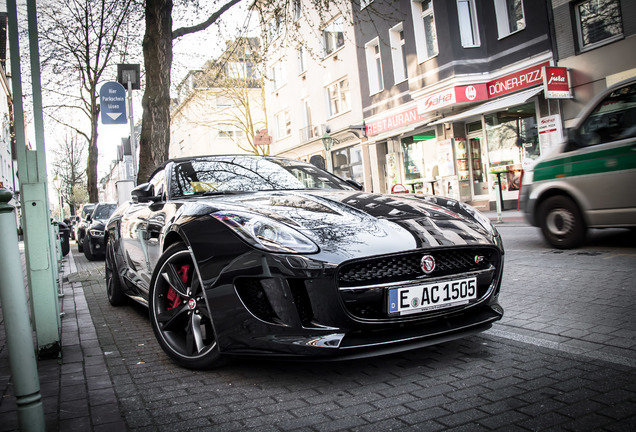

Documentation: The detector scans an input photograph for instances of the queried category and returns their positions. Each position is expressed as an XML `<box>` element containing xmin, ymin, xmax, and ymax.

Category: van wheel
<box><xmin>539</xmin><ymin>196</ymin><xmax>586</xmax><ymax>249</ymax></box>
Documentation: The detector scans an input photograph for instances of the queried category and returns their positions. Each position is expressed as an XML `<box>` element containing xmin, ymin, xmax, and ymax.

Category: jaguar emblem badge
<box><xmin>421</xmin><ymin>255</ymin><xmax>435</xmax><ymax>274</ymax></box>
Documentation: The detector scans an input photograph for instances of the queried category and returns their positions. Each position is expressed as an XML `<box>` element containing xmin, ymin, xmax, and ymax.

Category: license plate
<box><xmin>388</xmin><ymin>277</ymin><xmax>477</xmax><ymax>316</ymax></box>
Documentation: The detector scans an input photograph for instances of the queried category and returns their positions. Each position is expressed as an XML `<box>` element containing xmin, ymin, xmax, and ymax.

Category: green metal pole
<box><xmin>7</xmin><ymin>0</ymin><xmax>61</xmax><ymax>357</ymax></box>
<box><xmin>0</xmin><ymin>189</ymin><xmax>46</xmax><ymax>431</ymax></box>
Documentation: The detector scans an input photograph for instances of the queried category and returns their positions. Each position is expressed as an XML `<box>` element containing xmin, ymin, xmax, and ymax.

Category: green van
<box><xmin>520</xmin><ymin>78</ymin><xmax>636</xmax><ymax>248</ymax></box>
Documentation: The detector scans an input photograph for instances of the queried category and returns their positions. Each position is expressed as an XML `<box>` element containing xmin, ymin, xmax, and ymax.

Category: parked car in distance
<box><xmin>105</xmin><ymin>155</ymin><xmax>505</xmax><ymax>370</ymax></box>
<box><xmin>76</xmin><ymin>203</ymin><xmax>96</xmax><ymax>252</ymax></box>
<box><xmin>520</xmin><ymin>78</ymin><xmax>636</xmax><ymax>248</ymax></box>
<box><xmin>83</xmin><ymin>203</ymin><xmax>117</xmax><ymax>261</ymax></box>
<box><xmin>68</xmin><ymin>215</ymin><xmax>80</xmax><ymax>240</ymax></box>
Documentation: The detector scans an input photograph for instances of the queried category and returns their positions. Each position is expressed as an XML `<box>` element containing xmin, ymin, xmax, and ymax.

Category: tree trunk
<box><xmin>86</xmin><ymin>106</ymin><xmax>99</xmax><ymax>203</ymax></box>
<box><xmin>138</xmin><ymin>0</ymin><xmax>173</xmax><ymax>184</ymax></box>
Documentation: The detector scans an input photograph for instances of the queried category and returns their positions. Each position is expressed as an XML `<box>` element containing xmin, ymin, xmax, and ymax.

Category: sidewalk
<box><xmin>0</xmin><ymin>244</ymin><xmax>126</xmax><ymax>432</ymax></box>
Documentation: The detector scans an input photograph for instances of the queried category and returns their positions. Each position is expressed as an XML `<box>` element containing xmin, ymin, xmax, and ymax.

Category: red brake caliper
<box><xmin>165</xmin><ymin>264</ymin><xmax>191</xmax><ymax>310</ymax></box>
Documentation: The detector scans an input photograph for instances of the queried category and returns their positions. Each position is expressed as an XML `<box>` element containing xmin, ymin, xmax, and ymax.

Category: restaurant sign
<box><xmin>417</xmin><ymin>84</ymin><xmax>488</xmax><ymax>115</ymax></box>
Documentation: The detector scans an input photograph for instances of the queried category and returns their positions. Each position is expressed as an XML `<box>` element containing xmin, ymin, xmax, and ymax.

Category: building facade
<box><xmin>169</xmin><ymin>38</ymin><xmax>267</xmax><ymax>159</ymax></box>
<box><xmin>550</xmin><ymin>0</ymin><xmax>636</xmax><ymax>126</ymax></box>
<box><xmin>263</xmin><ymin>2</ymin><xmax>368</xmax><ymax>187</ymax></box>
<box><xmin>354</xmin><ymin>0</ymin><xmax>558</xmax><ymax>209</ymax></box>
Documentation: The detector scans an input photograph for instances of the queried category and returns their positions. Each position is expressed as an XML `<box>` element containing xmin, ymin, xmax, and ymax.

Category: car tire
<box><xmin>539</xmin><ymin>195</ymin><xmax>586</xmax><ymax>249</ymax></box>
<box><xmin>77</xmin><ymin>234</ymin><xmax>84</xmax><ymax>252</ymax></box>
<box><xmin>148</xmin><ymin>243</ymin><xmax>224</xmax><ymax>370</ymax></box>
<box><xmin>83</xmin><ymin>234</ymin><xmax>96</xmax><ymax>261</ymax></box>
<box><xmin>105</xmin><ymin>238</ymin><xmax>127</xmax><ymax>306</ymax></box>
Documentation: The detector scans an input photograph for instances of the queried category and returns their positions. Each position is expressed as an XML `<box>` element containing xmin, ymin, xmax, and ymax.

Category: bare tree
<box><xmin>171</xmin><ymin>36</ymin><xmax>268</xmax><ymax>156</ymax></box>
<box><xmin>38</xmin><ymin>0</ymin><xmax>142</xmax><ymax>202</ymax></box>
<box><xmin>50</xmin><ymin>130</ymin><xmax>87</xmax><ymax>215</ymax></box>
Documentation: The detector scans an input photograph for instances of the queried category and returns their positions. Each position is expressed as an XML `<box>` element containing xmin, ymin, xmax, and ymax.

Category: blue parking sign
<box><xmin>100</xmin><ymin>81</ymin><xmax>127</xmax><ymax>125</ymax></box>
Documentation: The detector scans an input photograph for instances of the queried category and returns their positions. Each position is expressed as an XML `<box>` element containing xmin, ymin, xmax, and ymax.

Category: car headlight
<box><xmin>458</xmin><ymin>202</ymin><xmax>493</xmax><ymax>233</ymax></box>
<box><xmin>89</xmin><ymin>229</ymin><xmax>105</xmax><ymax>237</ymax></box>
<box><xmin>211</xmin><ymin>211</ymin><xmax>319</xmax><ymax>254</ymax></box>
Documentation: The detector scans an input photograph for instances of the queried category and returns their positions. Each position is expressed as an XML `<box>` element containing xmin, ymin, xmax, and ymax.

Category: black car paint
<box><xmin>107</xmin><ymin>157</ymin><xmax>504</xmax><ymax>360</ymax></box>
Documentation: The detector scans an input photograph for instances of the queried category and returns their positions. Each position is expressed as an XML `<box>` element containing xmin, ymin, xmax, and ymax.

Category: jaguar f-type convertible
<box><xmin>105</xmin><ymin>155</ymin><xmax>504</xmax><ymax>369</ymax></box>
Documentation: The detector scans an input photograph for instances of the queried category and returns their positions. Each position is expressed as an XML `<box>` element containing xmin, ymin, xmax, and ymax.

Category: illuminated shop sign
<box><xmin>366</xmin><ymin>107</ymin><xmax>426</xmax><ymax>136</ymax></box>
<box><xmin>542</xmin><ymin>67</ymin><xmax>572</xmax><ymax>99</ymax></box>
<box><xmin>487</xmin><ymin>61</ymin><xmax>550</xmax><ymax>98</ymax></box>
<box><xmin>417</xmin><ymin>84</ymin><xmax>488</xmax><ymax>115</ymax></box>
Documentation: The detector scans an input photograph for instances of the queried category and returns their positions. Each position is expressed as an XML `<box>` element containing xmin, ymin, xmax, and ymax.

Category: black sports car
<box><xmin>105</xmin><ymin>155</ymin><xmax>504</xmax><ymax>369</ymax></box>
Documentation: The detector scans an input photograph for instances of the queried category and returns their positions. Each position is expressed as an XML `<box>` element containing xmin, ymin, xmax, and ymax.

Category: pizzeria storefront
<box><xmin>414</xmin><ymin>60</ymin><xmax>565</xmax><ymax>209</ymax></box>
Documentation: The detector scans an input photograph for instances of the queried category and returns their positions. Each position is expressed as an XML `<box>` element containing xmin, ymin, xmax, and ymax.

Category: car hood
<box><xmin>194</xmin><ymin>190</ymin><xmax>498</xmax><ymax>261</ymax></box>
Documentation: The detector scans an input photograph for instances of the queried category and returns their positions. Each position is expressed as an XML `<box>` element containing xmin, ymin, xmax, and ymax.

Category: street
<box><xmin>65</xmin><ymin>224</ymin><xmax>635</xmax><ymax>431</ymax></box>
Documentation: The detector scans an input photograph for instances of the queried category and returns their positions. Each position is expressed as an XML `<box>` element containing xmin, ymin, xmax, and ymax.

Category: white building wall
<box><xmin>264</xmin><ymin>4</ymin><xmax>365</xmax><ymax>163</ymax></box>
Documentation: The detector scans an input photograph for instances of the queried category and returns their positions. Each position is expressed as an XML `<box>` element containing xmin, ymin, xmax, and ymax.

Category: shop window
<box><xmin>484</xmin><ymin>102</ymin><xmax>538</xmax><ymax>192</ymax></box>
<box><xmin>332</xmin><ymin>146</ymin><xmax>364</xmax><ymax>188</ymax></box>
<box><xmin>466</xmin><ymin>121</ymin><xmax>482</xmax><ymax>133</ymax></box>
<box><xmin>326</xmin><ymin>78</ymin><xmax>351</xmax><ymax>117</ymax></box>
<box><xmin>575</xmin><ymin>0</ymin><xmax>623</xmax><ymax>52</ymax></box>
<box><xmin>365</xmin><ymin>38</ymin><xmax>384</xmax><ymax>94</ymax></box>
<box><xmin>494</xmin><ymin>0</ymin><xmax>525</xmax><ymax>39</ymax></box>
<box><xmin>389</xmin><ymin>23</ymin><xmax>408</xmax><ymax>84</ymax></box>
<box><xmin>457</xmin><ymin>0</ymin><xmax>480</xmax><ymax>47</ymax></box>
<box><xmin>323</xmin><ymin>17</ymin><xmax>345</xmax><ymax>57</ymax></box>
<box><xmin>401</xmin><ymin>132</ymin><xmax>438</xmax><ymax>194</ymax></box>
<box><xmin>578</xmin><ymin>82</ymin><xmax>636</xmax><ymax>146</ymax></box>
<box><xmin>411</xmin><ymin>0</ymin><xmax>438</xmax><ymax>63</ymax></box>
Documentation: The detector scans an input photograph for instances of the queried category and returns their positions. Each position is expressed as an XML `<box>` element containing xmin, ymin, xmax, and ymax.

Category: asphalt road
<box><xmin>72</xmin><ymin>224</ymin><xmax>636</xmax><ymax>431</ymax></box>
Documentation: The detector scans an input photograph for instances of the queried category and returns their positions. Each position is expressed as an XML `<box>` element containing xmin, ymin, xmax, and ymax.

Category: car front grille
<box><xmin>337</xmin><ymin>246</ymin><xmax>502</xmax><ymax>320</ymax></box>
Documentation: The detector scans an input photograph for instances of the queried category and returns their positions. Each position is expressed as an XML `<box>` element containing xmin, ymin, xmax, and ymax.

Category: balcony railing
<box><xmin>299</xmin><ymin>124</ymin><xmax>324</xmax><ymax>142</ymax></box>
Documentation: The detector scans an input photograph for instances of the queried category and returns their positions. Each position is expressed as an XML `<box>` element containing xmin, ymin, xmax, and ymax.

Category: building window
<box><xmin>216</xmin><ymin>95</ymin><xmax>232</xmax><ymax>107</ymax></box>
<box><xmin>457</xmin><ymin>0</ymin><xmax>480</xmax><ymax>47</ymax></box>
<box><xmin>411</xmin><ymin>0</ymin><xmax>438</xmax><ymax>63</ymax></box>
<box><xmin>268</xmin><ymin>16</ymin><xmax>282</xmax><ymax>42</ymax></box>
<box><xmin>365</xmin><ymin>38</ymin><xmax>384</xmax><ymax>94</ymax></box>
<box><xmin>390</xmin><ymin>23</ymin><xmax>408</xmax><ymax>84</ymax></box>
<box><xmin>323</xmin><ymin>17</ymin><xmax>345</xmax><ymax>57</ymax></box>
<box><xmin>271</xmin><ymin>60</ymin><xmax>287</xmax><ymax>91</ymax></box>
<box><xmin>326</xmin><ymin>78</ymin><xmax>351</xmax><ymax>117</ymax></box>
<box><xmin>293</xmin><ymin>0</ymin><xmax>302</xmax><ymax>21</ymax></box>
<box><xmin>494</xmin><ymin>0</ymin><xmax>525</xmax><ymax>39</ymax></box>
<box><xmin>297</xmin><ymin>45</ymin><xmax>306</xmax><ymax>74</ymax></box>
<box><xmin>275</xmin><ymin>110</ymin><xmax>291</xmax><ymax>139</ymax></box>
<box><xmin>218</xmin><ymin>124</ymin><xmax>245</xmax><ymax>140</ymax></box>
<box><xmin>575</xmin><ymin>0</ymin><xmax>623</xmax><ymax>51</ymax></box>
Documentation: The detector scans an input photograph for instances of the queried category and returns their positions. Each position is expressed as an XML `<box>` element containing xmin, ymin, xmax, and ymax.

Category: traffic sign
<box><xmin>100</xmin><ymin>81</ymin><xmax>127</xmax><ymax>125</ymax></box>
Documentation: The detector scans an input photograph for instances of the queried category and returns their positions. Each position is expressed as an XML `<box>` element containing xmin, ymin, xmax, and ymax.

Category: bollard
<box><xmin>0</xmin><ymin>189</ymin><xmax>46</xmax><ymax>431</ymax></box>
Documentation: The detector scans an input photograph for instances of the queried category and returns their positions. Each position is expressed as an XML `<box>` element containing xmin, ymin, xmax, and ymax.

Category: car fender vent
<box><xmin>234</xmin><ymin>277</ymin><xmax>281</xmax><ymax>325</ymax></box>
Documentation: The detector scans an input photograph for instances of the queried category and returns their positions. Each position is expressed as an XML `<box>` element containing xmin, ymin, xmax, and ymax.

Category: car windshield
<box><xmin>92</xmin><ymin>204</ymin><xmax>117</xmax><ymax>220</ymax></box>
<box><xmin>82</xmin><ymin>205</ymin><xmax>95</xmax><ymax>218</ymax></box>
<box><xmin>170</xmin><ymin>156</ymin><xmax>353</xmax><ymax>197</ymax></box>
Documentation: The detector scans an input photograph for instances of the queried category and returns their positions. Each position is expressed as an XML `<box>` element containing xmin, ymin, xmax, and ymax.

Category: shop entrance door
<box><xmin>467</xmin><ymin>135</ymin><xmax>489</xmax><ymax>200</ymax></box>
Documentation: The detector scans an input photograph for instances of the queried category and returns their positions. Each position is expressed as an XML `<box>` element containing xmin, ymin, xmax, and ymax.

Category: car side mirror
<box><xmin>131</xmin><ymin>183</ymin><xmax>159</xmax><ymax>203</ymax></box>
<box><xmin>86</xmin><ymin>214</ymin><xmax>92</xmax><ymax>222</ymax></box>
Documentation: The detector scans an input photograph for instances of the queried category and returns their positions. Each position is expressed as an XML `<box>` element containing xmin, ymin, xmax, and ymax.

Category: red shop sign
<box><xmin>543</xmin><ymin>66</ymin><xmax>571</xmax><ymax>99</ymax></box>
<box><xmin>366</xmin><ymin>107</ymin><xmax>426</xmax><ymax>136</ymax></box>
<box><xmin>487</xmin><ymin>61</ymin><xmax>550</xmax><ymax>98</ymax></box>
<box><xmin>417</xmin><ymin>84</ymin><xmax>488</xmax><ymax>115</ymax></box>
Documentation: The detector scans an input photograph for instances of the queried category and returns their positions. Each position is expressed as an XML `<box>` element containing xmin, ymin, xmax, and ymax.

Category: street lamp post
<box><xmin>53</xmin><ymin>175</ymin><xmax>63</xmax><ymax>220</ymax></box>
<box><xmin>321</xmin><ymin>132</ymin><xmax>334</xmax><ymax>172</ymax></box>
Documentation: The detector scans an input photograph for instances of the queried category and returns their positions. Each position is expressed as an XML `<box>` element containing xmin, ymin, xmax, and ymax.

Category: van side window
<box><xmin>578</xmin><ymin>83</ymin><xmax>636</xmax><ymax>147</ymax></box>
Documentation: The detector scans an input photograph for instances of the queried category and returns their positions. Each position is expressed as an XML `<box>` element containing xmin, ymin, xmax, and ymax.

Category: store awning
<box><xmin>429</xmin><ymin>86</ymin><xmax>544</xmax><ymax>125</ymax></box>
